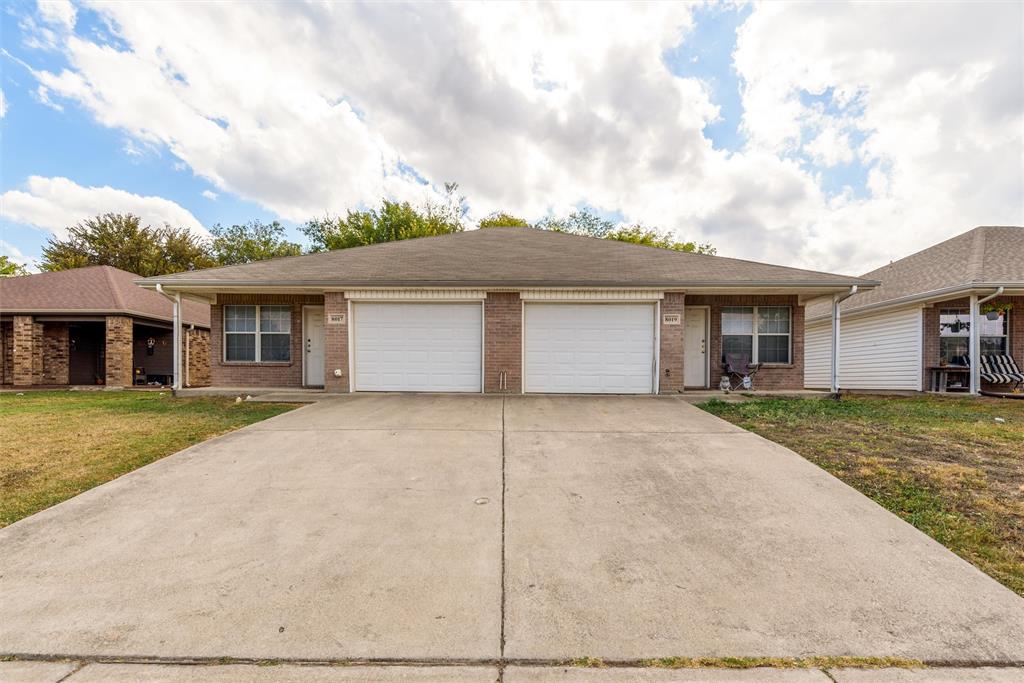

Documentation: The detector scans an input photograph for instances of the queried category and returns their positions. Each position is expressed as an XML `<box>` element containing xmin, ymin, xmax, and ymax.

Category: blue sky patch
<box><xmin>663</xmin><ymin>2</ymin><xmax>752</xmax><ymax>153</ymax></box>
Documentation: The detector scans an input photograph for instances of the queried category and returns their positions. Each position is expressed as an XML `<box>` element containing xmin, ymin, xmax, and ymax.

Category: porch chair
<box><xmin>980</xmin><ymin>354</ymin><xmax>1024</xmax><ymax>391</ymax></box>
<box><xmin>722</xmin><ymin>352</ymin><xmax>759</xmax><ymax>392</ymax></box>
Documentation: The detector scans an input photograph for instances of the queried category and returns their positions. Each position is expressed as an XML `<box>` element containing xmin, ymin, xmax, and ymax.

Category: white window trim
<box><xmin>223</xmin><ymin>304</ymin><xmax>292</xmax><ymax>363</ymax></box>
<box><xmin>722</xmin><ymin>305</ymin><xmax>793</xmax><ymax>365</ymax></box>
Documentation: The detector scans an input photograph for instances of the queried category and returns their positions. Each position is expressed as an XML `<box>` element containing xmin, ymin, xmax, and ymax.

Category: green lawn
<box><xmin>0</xmin><ymin>390</ymin><xmax>295</xmax><ymax>527</ymax></box>
<box><xmin>701</xmin><ymin>394</ymin><xmax>1024</xmax><ymax>597</ymax></box>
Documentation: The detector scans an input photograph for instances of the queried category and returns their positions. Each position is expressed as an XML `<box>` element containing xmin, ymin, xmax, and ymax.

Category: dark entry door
<box><xmin>68</xmin><ymin>324</ymin><xmax>103</xmax><ymax>385</ymax></box>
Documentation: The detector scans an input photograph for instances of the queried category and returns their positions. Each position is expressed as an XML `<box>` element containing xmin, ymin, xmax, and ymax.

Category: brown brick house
<box><xmin>805</xmin><ymin>226</ymin><xmax>1024</xmax><ymax>395</ymax></box>
<box><xmin>138</xmin><ymin>228</ymin><xmax>874</xmax><ymax>394</ymax></box>
<box><xmin>1</xmin><ymin>266</ymin><xmax>210</xmax><ymax>388</ymax></box>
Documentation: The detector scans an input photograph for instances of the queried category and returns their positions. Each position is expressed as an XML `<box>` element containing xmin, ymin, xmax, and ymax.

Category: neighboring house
<box><xmin>0</xmin><ymin>266</ymin><xmax>211</xmax><ymax>388</ymax></box>
<box><xmin>805</xmin><ymin>226</ymin><xmax>1024</xmax><ymax>394</ymax></box>
<box><xmin>138</xmin><ymin>227</ymin><xmax>874</xmax><ymax>394</ymax></box>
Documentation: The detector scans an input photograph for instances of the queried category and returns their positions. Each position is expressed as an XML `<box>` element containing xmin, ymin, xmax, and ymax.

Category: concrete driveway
<box><xmin>1</xmin><ymin>395</ymin><xmax>1023</xmax><ymax>677</ymax></box>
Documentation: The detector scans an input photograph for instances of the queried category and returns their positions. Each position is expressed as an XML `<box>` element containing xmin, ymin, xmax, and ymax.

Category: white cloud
<box><xmin>0</xmin><ymin>240</ymin><xmax>38</xmax><ymax>273</ymax></box>
<box><xmin>0</xmin><ymin>176</ymin><xmax>208</xmax><ymax>238</ymax></box>
<box><xmin>19</xmin><ymin>1</ymin><xmax>1024</xmax><ymax>273</ymax></box>
<box><xmin>36</xmin><ymin>0</ymin><xmax>76</xmax><ymax>31</ymax></box>
<box><xmin>201</xmin><ymin>189</ymin><xmax>218</xmax><ymax>201</ymax></box>
<box><xmin>0</xmin><ymin>88</ymin><xmax>6</xmax><ymax>118</ymax></box>
<box><xmin>804</xmin><ymin>126</ymin><xmax>853</xmax><ymax>168</ymax></box>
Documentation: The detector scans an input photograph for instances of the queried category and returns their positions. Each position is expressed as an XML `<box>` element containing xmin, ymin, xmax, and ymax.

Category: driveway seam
<box><xmin>6</xmin><ymin>654</ymin><xmax>1024</xmax><ymax>668</ymax></box>
<box><xmin>499</xmin><ymin>394</ymin><xmax>508</xmax><ymax>682</ymax></box>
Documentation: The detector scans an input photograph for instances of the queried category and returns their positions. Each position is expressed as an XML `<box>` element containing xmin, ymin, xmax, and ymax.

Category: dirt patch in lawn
<box><xmin>0</xmin><ymin>390</ymin><xmax>295</xmax><ymax>527</ymax></box>
<box><xmin>701</xmin><ymin>394</ymin><xmax>1024</xmax><ymax>597</ymax></box>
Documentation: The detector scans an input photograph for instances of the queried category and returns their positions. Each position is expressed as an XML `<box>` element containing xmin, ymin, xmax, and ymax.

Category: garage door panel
<box><xmin>354</xmin><ymin>303</ymin><xmax>482</xmax><ymax>392</ymax></box>
<box><xmin>524</xmin><ymin>303</ymin><xmax>655</xmax><ymax>394</ymax></box>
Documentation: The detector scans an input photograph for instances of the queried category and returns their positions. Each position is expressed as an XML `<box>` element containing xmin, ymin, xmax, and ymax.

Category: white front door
<box><xmin>353</xmin><ymin>303</ymin><xmax>482</xmax><ymax>392</ymax></box>
<box><xmin>684</xmin><ymin>307</ymin><xmax>708</xmax><ymax>388</ymax></box>
<box><xmin>304</xmin><ymin>307</ymin><xmax>325</xmax><ymax>386</ymax></box>
<box><xmin>524</xmin><ymin>303</ymin><xmax>655</xmax><ymax>394</ymax></box>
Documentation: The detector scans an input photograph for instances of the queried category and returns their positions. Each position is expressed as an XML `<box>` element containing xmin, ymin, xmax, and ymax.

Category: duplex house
<box><xmin>138</xmin><ymin>227</ymin><xmax>874</xmax><ymax>394</ymax></box>
<box><xmin>1</xmin><ymin>266</ymin><xmax>211</xmax><ymax>388</ymax></box>
<box><xmin>805</xmin><ymin>226</ymin><xmax>1024</xmax><ymax>394</ymax></box>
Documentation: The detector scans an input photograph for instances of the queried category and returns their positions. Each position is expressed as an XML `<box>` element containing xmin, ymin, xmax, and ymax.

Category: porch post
<box><xmin>172</xmin><ymin>292</ymin><xmax>182</xmax><ymax>391</ymax></box>
<box><xmin>969</xmin><ymin>293</ymin><xmax>979</xmax><ymax>395</ymax></box>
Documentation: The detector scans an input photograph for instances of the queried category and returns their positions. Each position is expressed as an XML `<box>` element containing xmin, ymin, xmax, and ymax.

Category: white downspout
<box><xmin>185</xmin><ymin>324</ymin><xmax>194</xmax><ymax>387</ymax></box>
<box><xmin>831</xmin><ymin>285</ymin><xmax>858</xmax><ymax>396</ymax></box>
<box><xmin>155</xmin><ymin>284</ymin><xmax>182</xmax><ymax>391</ymax></box>
<box><xmin>971</xmin><ymin>286</ymin><xmax>1004</xmax><ymax>395</ymax></box>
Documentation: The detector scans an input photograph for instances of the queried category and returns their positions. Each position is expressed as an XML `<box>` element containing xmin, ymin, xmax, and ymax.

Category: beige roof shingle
<box><xmin>142</xmin><ymin>227</ymin><xmax>872</xmax><ymax>289</ymax></box>
<box><xmin>0</xmin><ymin>266</ymin><xmax>210</xmax><ymax>327</ymax></box>
<box><xmin>806</xmin><ymin>225</ymin><xmax>1024</xmax><ymax>320</ymax></box>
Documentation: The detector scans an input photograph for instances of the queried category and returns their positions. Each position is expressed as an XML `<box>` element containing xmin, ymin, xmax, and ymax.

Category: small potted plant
<box><xmin>981</xmin><ymin>302</ymin><xmax>1013</xmax><ymax>321</ymax></box>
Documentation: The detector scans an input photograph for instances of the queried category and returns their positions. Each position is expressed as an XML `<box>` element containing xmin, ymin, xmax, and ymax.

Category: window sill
<box><xmin>220</xmin><ymin>361</ymin><xmax>293</xmax><ymax>367</ymax></box>
<box><xmin>758</xmin><ymin>363</ymin><xmax>794</xmax><ymax>369</ymax></box>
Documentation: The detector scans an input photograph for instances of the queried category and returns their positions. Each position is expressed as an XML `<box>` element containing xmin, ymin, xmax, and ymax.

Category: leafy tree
<box><xmin>208</xmin><ymin>220</ymin><xmax>302</xmax><ymax>265</ymax></box>
<box><xmin>40</xmin><ymin>213</ymin><xmax>215</xmax><ymax>276</ymax></box>
<box><xmin>536</xmin><ymin>210</ymin><xmax>615</xmax><ymax>237</ymax></box>
<box><xmin>537</xmin><ymin>209</ymin><xmax>715</xmax><ymax>254</ymax></box>
<box><xmin>479</xmin><ymin>212</ymin><xmax>530</xmax><ymax>228</ymax></box>
<box><xmin>0</xmin><ymin>255</ymin><xmax>29</xmax><ymax>277</ymax></box>
<box><xmin>606</xmin><ymin>225</ymin><xmax>717</xmax><ymax>255</ymax></box>
<box><xmin>302</xmin><ymin>185</ymin><xmax>466</xmax><ymax>251</ymax></box>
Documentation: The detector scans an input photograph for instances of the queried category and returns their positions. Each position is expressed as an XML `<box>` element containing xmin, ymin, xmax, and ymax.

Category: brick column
<box><xmin>484</xmin><ymin>292</ymin><xmax>522</xmax><ymax>393</ymax></box>
<box><xmin>105</xmin><ymin>316</ymin><xmax>134</xmax><ymax>388</ymax></box>
<box><xmin>659</xmin><ymin>292</ymin><xmax>685</xmax><ymax>393</ymax></box>
<box><xmin>12</xmin><ymin>315</ymin><xmax>34</xmax><ymax>387</ymax></box>
<box><xmin>324</xmin><ymin>292</ymin><xmax>349</xmax><ymax>392</ymax></box>
<box><xmin>42</xmin><ymin>323</ymin><xmax>70</xmax><ymax>385</ymax></box>
<box><xmin>31</xmin><ymin>321</ymin><xmax>44</xmax><ymax>384</ymax></box>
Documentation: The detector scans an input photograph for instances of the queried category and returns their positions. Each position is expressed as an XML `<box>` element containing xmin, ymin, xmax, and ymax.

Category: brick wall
<box><xmin>0</xmin><ymin>322</ymin><xmax>11</xmax><ymax>385</ymax></box>
<box><xmin>31</xmin><ymin>321</ymin><xmax>44</xmax><ymax>384</ymax></box>
<box><xmin>210</xmin><ymin>294</ymin><xmax>324</xmax><ymax>387</ymax></box>
<box><xmin>324</xmin><ymin>292</ymin><xmax>348</xmax><ymax>393</ymax></box>
<box><xmin>186</xmin><ymin>327</ymin><xmax>211</xmax><ymax>387</ymax></box>
<box><xmin>42</xmin><ymin>323</ymin><xmax>70</xmax><ymax>385</ymax></box>
<box><xmin>924</xmin><ymin>295</ymin><xmax>1024</xmax><ymax>391</ymax></box>
<box><xmin>12</xmin><ymin>316</ymin><xmax>34</xmax><ymax>386</ymax></box>
<box><xmin>658</xmin><ymin>292</ymin><xmax>686</xmax><ymax>393</ymax></box>
<box><xmin>484</xmin><ymin>292</ymin><xmax>522</xmax><ymax>392</ymax></box>
<box><xmin>104</xmin><ymin>316</ymin><xmax>134</xmax><ymax>387</ymax></box>
<box><xmin>685</xmin><ymin>294</ymin><xmax>805</xmax><ymax>390</ymax></box>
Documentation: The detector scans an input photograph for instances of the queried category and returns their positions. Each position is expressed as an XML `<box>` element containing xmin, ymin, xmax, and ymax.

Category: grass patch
<box><xmin>642</xmin><ymin>656</ymin><xmax>922</xmax><ymax>669</ymax></box>
<box><xmin>0</xmin><ymin>390</ymin><xmax>295</xmax><ymax>527</ymax></box>
<box><xmin>567</xmin><ymin>657</ymin><xmax>606</xmax><ymax>668</ymax></box>
<box><xmin>700</xmin><ymin>394</ymin><xmax>1024</xmax><ymax>596</ymax></box>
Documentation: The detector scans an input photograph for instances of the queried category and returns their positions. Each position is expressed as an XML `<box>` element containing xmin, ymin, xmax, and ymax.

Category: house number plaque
<box><xmin>327</xmin><ymin>313</ymin><xmax>346</xmax><ymax>325</ymax></box>
<box><xmin>662</xmin><ymin>313</ymin><xmax>681</xmax><ymax>325</ymax></box>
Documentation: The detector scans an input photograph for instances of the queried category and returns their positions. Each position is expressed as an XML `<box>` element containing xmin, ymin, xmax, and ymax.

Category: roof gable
<box><xmin>807</xmin><ymin>225</ymin><xmax>1024</xmax><ymax>319</ymax></box>
<box><xmin>143</xmin><ymin>227</ymin><xmax>870</xmax><ymax>288</ymax></box>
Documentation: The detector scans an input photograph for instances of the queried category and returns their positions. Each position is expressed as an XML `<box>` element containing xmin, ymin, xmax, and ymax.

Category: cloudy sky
<box><xmin>1</xmin><ymin>0</ymin><xmax>1021</xmax><ymax>275</ymax></box>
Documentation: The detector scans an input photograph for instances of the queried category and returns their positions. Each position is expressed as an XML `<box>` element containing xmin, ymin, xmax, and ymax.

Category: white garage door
<box><xmin>353</xmin><ymin>303</ymin><xmax>482</xmax><ymax>392</ymax></box>
<box><xmin>524</xmin><ymin>303</ymin><xmax>655</xmax><ymax>394</ymax></box>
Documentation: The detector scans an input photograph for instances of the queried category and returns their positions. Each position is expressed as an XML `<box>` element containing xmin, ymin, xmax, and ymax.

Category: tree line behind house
<box><xmin>8</xmin><ymin>185</ymin><xmax>715</xmax><ymax>278</ymax></box>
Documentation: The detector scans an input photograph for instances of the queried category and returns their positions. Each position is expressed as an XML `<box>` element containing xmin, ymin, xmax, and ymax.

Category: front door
<box><xmin>303</xmin><ymin>307</ymin><xmax>325</xmax><ymax>387</ymax></box>
<box><xmin>684</xmin><ymin>307</ymin><xmax>708</xmax><ymax>388</ymax></box>
<box><xmin>68</xmin><ymin>323</ymin><xmax>103</xmax><ymax>385</ymax></box>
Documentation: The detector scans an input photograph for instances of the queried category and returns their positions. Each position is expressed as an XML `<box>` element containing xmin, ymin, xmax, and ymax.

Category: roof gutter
<box><xmin>830</xmin><ymin>286</ymin><xmax>858</xmax><ymax>396</ymax></box>
<box><xmin>137</xmin><ymin>279</ymin><xmax>878</xmax><ymax>290</ymax></box>
<box><xmin>155</xmin><ymin>284</ymin><xmax>182</xmax><ymax>392</ymax></box>
<box><xmin>970</xmin><ymin>287</ymin><xmax>1005</xmax><ymax>395</ymax></box>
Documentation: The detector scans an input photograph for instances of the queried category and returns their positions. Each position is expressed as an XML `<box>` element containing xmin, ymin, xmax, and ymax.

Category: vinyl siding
<box><xmin>805</xmin><ymin>307</ymin><xmax>923</xmax><ymax>390</ymax></box>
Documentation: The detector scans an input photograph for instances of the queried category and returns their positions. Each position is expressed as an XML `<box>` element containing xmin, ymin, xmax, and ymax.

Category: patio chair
<box><xmin>722</xmin><ymin>352</ymin><xmax>759</xmax><ymax>392</ymax></box>
<box><xmin>980</xmin><ymin>354</ymin><xmax>1024</xmax><ymax>391</ymax></box>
